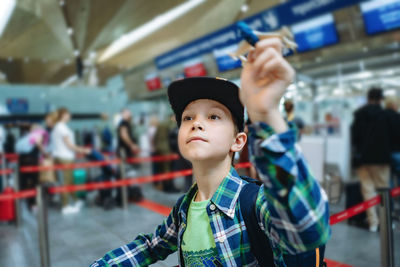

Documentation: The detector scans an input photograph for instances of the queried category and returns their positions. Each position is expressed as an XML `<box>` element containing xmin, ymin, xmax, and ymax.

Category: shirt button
<box><xmin>218</xmin><ymin>236</ymin><xmax>226</xmax><ymax>243</ymax></box>
<box><xmin>209</xmin><ymin>204</ymin><xmax>216</xmax><ymax>211</ymax></box>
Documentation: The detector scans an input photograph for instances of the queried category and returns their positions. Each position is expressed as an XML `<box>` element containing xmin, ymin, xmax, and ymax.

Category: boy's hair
<box><xmin>167</xmin><ymin>77</ymin><xmax>245</xmax><ymax>133</ymax></box>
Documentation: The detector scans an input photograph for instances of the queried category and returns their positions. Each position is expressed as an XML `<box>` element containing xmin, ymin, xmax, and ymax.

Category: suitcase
<box><xmin>345</xmin><ymin>181</ymin><xmax>367</xmax><ymax>227</ymax></box>
<box><xmin>73</xmin><ymin>169</ymin><xmax>87</xmax><ymax>199</ymax></box>
<box><xmin>0</xmin><ymin>187</ymin><xmax>16</xmax><ymax>222</ymax></box>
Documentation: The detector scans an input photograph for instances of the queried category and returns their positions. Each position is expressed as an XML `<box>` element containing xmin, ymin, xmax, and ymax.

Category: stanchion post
<box><xmin>119</xmin><ymin>149</ymin><xmax>128</xmax><ymax>209</ymax></box>
<box><xmin>36</xmin><ymin>185</ymin><xmax>51</xmax><ymax>267</ymax></box>
<box><xmin>14</xmin><ymin>161</ymin><xmax>22</xmax><ymax>227</ymax></box>
<box><xmin>1</xmin><ymin>153</ymin><xmax>6</xmax><ymax>191</ymax></box>
<box><xmin>378</xmin><ymin>187</ymin><xmax>394</xmax><ymax>267</ymax></box>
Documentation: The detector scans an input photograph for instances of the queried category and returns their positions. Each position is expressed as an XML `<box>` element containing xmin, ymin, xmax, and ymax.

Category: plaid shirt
<box><xmin>91</xmin><ymin>122</ymin><xmax>330</xmax><ymax>267</ymax></box>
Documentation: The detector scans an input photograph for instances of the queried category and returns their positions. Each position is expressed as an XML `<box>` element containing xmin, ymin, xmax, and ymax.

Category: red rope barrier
<box><xmin>391</xmin><ymin>186</ymin><xmax>400</xmax><ymax>198</ymax></box>
<box><xmin>329</xmin><ymin>195</ymin><xmax>381</xmax><ymax>225</ymax></box>
<box><xmin>2</xmin><ymin>162</ymin><xmax>399</xmax><ymax>226</ymax></box>
<box><xmin>125</xmin><ymin>154</ymin><xmax>179</xmax><ymax>164</ymax></box>
<box><xmin>19</xmin><ymin>154</ymin><xmax>181</xmax><ymax>173</ymax></box>
<box><xmin>0</xmin><ymin>169</ymin><xmax>13</xmax><ymax>175</ymax></box>
<box><xmin>2</xmin><ymin>153</ymin><xmax>18</xmax><ymax>160</ymax></box>
<box><xmin>48</xmin><ymin>169</ymin><xmax>194</xmax><ymax>194</ymax></box>
<box><xmin>20</xmin><ymin>159</ymin><xmax>121</xmax><ymax>173</ymax></box>
<box><xmin>0</xmin><ymin>189</ymin><xmax>36</xmax><ymax>201</ymax></box>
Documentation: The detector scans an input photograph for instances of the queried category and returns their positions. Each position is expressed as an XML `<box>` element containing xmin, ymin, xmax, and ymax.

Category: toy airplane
<box><xmin>230</xmin><ymin>21</ymin><xmax>298</xmax><ymax>63</ymax></box>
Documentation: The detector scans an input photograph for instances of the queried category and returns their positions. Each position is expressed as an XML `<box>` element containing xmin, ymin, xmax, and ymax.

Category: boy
<box><xmin>91</xmin><ymin>37</ymin><xmax>330</xmax><ymax>266</ymax></box>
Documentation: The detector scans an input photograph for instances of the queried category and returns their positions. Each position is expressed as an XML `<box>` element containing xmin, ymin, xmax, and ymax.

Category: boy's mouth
<box><xmin>186</xmin><ymin>136</ymin><xmax>207</xmax><ymax>144</ymax></box>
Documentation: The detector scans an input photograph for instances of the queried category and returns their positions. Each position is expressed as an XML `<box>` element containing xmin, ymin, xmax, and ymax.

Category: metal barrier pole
<box><xmin>1</xmin><ymin>154</ymin><xmax>6</xmax><ymax>191</ymax></box>
<box><xmin>378</xmin><ymin>188</ymin><xmax>394</xmax><ymax>267</ymax></box>
<box><xmin>36</xmin><ymin>185</ymin><xmax>51</xmax><ymax>267</ymax></box>
<box><xmin>119</xmin><ymin>150</ymin><xmax>128</xmax><ymax>209</ymax></box>
<box><xmin>14</xmin><ymin>161</ymin><xmax>22</xmax><ymax>227</ymax></box>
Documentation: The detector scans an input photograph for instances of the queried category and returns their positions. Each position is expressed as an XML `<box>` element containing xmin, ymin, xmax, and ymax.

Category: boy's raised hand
<box><xmin>240</xmin><ymin>37</ymin><xmax>295</xmax><ymax>133</ymax></box>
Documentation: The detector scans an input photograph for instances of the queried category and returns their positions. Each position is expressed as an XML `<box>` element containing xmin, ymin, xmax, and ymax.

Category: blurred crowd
<box><xmin>1</xmin><ymin>88</ymin><xmax>399</xmax><ymax>220</ymax></box>
<box><xmin>0</xmin><ymin>107</ymin><xmax>195</xmax><ymax>215</ymax></box>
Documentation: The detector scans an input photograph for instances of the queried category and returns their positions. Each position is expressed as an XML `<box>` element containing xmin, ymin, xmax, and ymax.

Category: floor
<box><xmin>1</xmin><ymin>178</ymin><xmax>400</xmax><ymax>267</ymax></box>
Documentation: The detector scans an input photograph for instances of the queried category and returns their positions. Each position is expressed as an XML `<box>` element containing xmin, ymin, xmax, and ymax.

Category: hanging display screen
<box><xmin>291</xmin><ymin>13</ymin><xmax>339</xmax><ymax>53</ymax></box>
<box><xmin>360</xmin><ymin>0</ymin><xmax>400</xmax><ymax>35</ymax></box>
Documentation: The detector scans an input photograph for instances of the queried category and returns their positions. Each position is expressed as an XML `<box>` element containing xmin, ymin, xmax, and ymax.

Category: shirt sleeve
<box><xmin>90</xmin><ymin>197</ymin><xmax>182</xmax><ymax>267</ymax></box>
<box><xmin>247</xmin><ymin>122</ymin><xmax>330</xmax><ymax>255</ymax></box>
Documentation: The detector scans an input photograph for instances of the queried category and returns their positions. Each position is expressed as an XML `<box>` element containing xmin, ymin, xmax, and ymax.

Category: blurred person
<box><xmin>324</xmin><ymin>112</ymin><xmax>340</xmax><ymax>135</ymax></box>
<box><xmin>45</xmin><ymin>110</ymin><xmax>58</xmax><ymax>133</ymax></box>
<box><xmin>117</xmin><ymin>108</ymin><xmax>140</xmax><ymax>158</ymax></box>
<box><xmin>15</xmin><ymin>124</ymin><xmax>49</xmax><ymax>211</ymax></box>
<box><xmin>115</xmin><ymin>108</ymin><xmax>141</xmax><ymax>205</ymax></box>
<box><xmin>153</xmin><ymin>115</ymin><xmax>179</xmax><ymax>192</ymax></box>
<box><xmin>39</xmin><ymin>111</ymin><xmax>59</xmax><ymax>186</ymax></box>
<box><xmin>385</xmin><ymin>97</ymin><xmax>400</xmax><ymax>186</ymax></box>
<box><xmin>3</xmin><ymin>127</ymin><xmax>16</xmax><ymax>154</ymax></box>
<box><xmin>51</xmin><ymin>108</ymin><xmax>91</xmax><ymax>214</ymax></box>
<box><xmin>351</xmin><ymin>88</ymin><xmax>392</xmax><ymax>232</ymax></box>
<box><xmin>148</xmin><ymin>115</ymin><xmax>159</xmax><ymax>184</ymax></box>
<box><xmin>284</xmin><ymin>99</ymin><xmax>304</xmax><ymax>139</ymax></box>
<box><xmin>101</xmin><ymin>125</ymin><xmax>113</xmax><ymax>153</ymax></box>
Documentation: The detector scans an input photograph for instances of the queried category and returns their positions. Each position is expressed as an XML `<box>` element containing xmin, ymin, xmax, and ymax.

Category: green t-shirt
<box><xmin>181</xmin><ymin>195</ymin><xmax>222</xmax><ymax>267</ymax></box>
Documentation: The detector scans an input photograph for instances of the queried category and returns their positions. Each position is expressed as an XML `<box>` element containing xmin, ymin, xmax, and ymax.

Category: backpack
<box><xmin>15</xmin><ymin>135</ymin><xmax>34</xmax><ymax>154</ymax></box>
<box><xmin>239</xmin><ymin>176</ymin><xmax>326</xmax><ymax>267</ymax></box>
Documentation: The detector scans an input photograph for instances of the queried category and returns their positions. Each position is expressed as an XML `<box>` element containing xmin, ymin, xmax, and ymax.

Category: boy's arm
<box><xmin>240</xmin><ymin>38</ymin><xmax>330</xmax><ymax>253</ymax></box>
<box><xmin>90</xmin><ymin>197</ymin><xmax>182</xmax><ymax>267</ymax></box>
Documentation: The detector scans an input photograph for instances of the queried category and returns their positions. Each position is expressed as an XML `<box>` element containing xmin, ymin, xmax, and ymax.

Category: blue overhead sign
<box><xmin>213</xmin><ymin>44</ymin><xmax>242</xmax><ymax>72</ymax></box>
<box><xmin>155</xmin><ymin>0</ymin><xmax>368</xmax><ymax>70</ymax></box>
<box><xmin>6</xmin><ymin>98</ymin><xmax>29</xmax><ymax>114</ymax></box>
<box><xmin>360</xmin><ymin>0</ymin><xmax>400</xmax><ymax>35</ymax></box>
<box><xmin>292</xmin><ymin>14</ymin><xmax>339</xmax><ymax>52</ymax></box>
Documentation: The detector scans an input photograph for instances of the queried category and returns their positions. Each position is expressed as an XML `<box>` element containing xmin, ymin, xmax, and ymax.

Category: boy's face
<box><xmin>178</xmin><ymin>99</ymin><xmax>245</xmax><ymax>163</ymax></box>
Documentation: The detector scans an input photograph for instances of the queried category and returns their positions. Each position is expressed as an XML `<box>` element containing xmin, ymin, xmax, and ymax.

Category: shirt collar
<box><xmin>180</xmin><ymin>167</ymin><xmax>244</xmax><ymax>220</ymax></box>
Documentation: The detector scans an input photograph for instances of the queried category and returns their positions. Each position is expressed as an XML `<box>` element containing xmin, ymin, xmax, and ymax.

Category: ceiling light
<box><xmin>0</xmin><ymin>0</ymin><xmax>16</xmax><ymax>37</ymax></box>
<box><xmin>98</xmin><ymin>0</ymin><xmax>205</xmax><ymax>63</ymax></box>
<box><xmin>60</xmin><ymin>75</ymin><xmax>78</xmax><ymax>87</ymax></box>
<box><xmin>67</xmin><ymin>28</ymin><xmax>74</xmax><ymax>35</ymax></box>
<box><xmin>241</xmin><ymin>4</ymin><xmax>249</xmax><ymax>13</ymax></box>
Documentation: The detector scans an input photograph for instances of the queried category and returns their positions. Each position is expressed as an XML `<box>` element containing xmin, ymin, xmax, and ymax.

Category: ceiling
<box><xmin>0</xmin><ymin>0</ymin><xmax>282</xmax><ymax>85</ymax></box>
<box><xmin>0</xmin><ymin>0</ymin><xmax>399</xmax><ymax>89</ymax></box>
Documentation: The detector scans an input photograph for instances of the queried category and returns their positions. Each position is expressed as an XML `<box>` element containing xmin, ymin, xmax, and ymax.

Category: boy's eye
<box><xmin>209</xmin><ymin>114</ymin><xmax>220</xmax><ymax>120</ymax></box>
<box><xmin>182</xmin><ymin>116</ymin><xmax>192</xmax><ymax>121</ymax></box>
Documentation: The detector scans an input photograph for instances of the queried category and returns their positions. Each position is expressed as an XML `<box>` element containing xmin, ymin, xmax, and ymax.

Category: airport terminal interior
<box><xmin>1</xmin><ymin>0</ymin><xmax>400</xmax><ymax>266</ymax></box>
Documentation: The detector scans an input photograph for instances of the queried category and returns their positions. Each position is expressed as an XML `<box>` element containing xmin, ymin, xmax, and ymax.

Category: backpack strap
<box><xmin>239</xmin><ymin>179</ymin><xmax>275</xmax><ymax>266</ymax></box>
<box><xmin>239</xmin><ymin>176</ymin><xmax>326</xmax><ymax>267</ymax></box>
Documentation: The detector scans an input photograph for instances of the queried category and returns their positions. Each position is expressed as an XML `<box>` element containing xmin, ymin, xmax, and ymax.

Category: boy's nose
<box><xmin>192</xmin><ymin>120</ymin><xmax>204</xmax><ymax>131</ymax></box>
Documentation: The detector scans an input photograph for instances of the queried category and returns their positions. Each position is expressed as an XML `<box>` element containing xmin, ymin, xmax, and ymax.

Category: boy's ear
<box><xmin>231</xmin><ymin>132</ymin><xmax>247</xmax><ymax>153</ymax></box>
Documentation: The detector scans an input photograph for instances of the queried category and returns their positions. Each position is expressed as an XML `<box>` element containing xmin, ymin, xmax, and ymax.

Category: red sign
<box><xmin>184</xmin><ymin>62</ymin><xmax>207</xmax><ymax>77</ymax></box>
<box><xmin>145</xmin><ymin>74</ymin><xmax>162</xmax><ymax>91</ymax></box>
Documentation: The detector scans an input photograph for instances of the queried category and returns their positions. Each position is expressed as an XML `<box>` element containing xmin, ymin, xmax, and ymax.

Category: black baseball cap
<box><xmin>167</xmin><ymin>77</ymin><xmax>245</xmax><ymax>132</ymax></box>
